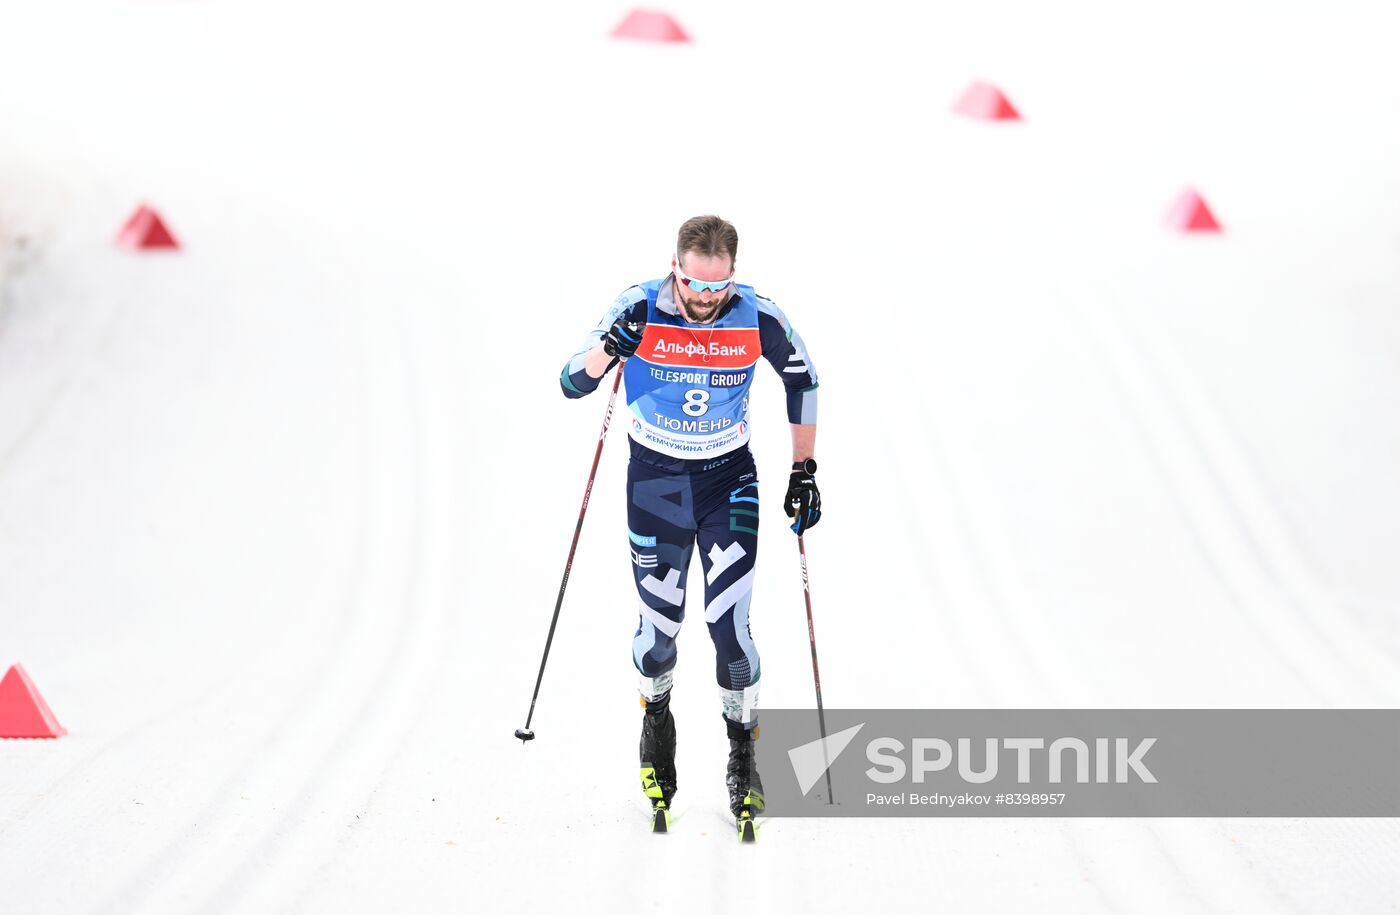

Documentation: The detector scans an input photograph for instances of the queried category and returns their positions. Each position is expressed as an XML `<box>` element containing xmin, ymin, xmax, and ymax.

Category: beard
<box><xmin>675</xmin><ymin>284</ymin><xmax>725</xmax><ymax>323</ymax></box>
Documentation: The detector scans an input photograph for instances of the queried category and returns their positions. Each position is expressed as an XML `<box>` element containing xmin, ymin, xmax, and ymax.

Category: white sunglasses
<box><xmin>673</xmin><ymin>255</ymin><xmax>733</xmax><ymax>293</ymax></box>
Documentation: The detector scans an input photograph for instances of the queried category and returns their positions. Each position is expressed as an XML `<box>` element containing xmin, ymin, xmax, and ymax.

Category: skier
<box><xmin>559</xmin><ymin>215</ymin><xmax>821</xmax><ymax>838</ymax></box>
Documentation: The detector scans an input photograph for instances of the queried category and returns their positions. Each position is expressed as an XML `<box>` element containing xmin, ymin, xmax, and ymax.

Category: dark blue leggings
<box><xmin>628</xmin><ymin>448</ymin><xmax>761</xmax><ymax>727</ymax></box>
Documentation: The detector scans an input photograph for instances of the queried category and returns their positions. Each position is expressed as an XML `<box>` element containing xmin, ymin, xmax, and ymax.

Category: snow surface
<box><xmin>3</xmin><ymin>0</ymin><xmax>1400</xmax><ymax>912</ymax></box>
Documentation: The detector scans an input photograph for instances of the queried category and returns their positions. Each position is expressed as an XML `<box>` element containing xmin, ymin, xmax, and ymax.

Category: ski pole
<box><xmin>516</xmin><ymin>365</ymin><xmax>625</xmax><ymax>743</ymax></box>
<box><xmin>798</xmin><ymin>533</ymin><xmax>835</xmax><ymax>803</ymax></box>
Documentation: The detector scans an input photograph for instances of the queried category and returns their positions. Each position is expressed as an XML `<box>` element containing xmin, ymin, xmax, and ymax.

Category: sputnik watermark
<box><xmin>758</xmin><ymin>709</ymin><xmax>1400</xmax><ymax>817</ymax></box>
<box><xmin>864</xmin><ymin>736</ymin><xmax>1156</xmax><ymax>784</ymax></box>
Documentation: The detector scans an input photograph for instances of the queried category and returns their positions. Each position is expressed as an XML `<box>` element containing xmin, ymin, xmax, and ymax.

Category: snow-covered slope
<box><xmin>3</xmin><ymin>1</ymin><xmax>1400</xmax><ymax>912</ymax></box>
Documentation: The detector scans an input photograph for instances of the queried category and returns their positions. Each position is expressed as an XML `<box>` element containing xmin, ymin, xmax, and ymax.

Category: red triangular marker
<box><xmin>611</xmin><ymin>9</ymin><xmax>690</xmax><ymax>42</ymax></box>
<box><xmin>953</xmin><ymin>81</ymin><xmax>1021</xmax><ymax>120</ymax></box>
<box><xmin>1165</xmin><ymin>188</ymin><xmax>1222</xmax><ymax>232</ymax></box>
<box><xmin>116</xmin><ymin>204</ymin><xmax>180</xmax><ymax>250</ymax></box>
<box><xmin>0</xmin><ymin>664</ymin><xmax>67</xmax><ymax>738</ymax></box>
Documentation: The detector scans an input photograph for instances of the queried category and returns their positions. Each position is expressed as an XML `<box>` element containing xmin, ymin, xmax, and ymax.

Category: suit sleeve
<box><xmin>560</xmin><ymin>287</ymin><xmax>648</xmax><ymax>398</ymax></box>
<box><xmin>755</xmin><ymin>295</ymin><xmax>819</xmax><ymax>424</ymax></box>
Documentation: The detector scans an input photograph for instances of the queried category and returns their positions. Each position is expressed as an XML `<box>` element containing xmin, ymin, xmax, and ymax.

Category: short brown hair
<box><xmin>676</xmin><ymin>215</ymin><xmax>738</xmax><ymax>266</ymax></box>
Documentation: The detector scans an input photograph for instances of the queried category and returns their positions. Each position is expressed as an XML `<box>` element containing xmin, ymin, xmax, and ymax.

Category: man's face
<box><xmin>672</xmin><ymin>251</ymin><xmax>733</xmax><ymax>324</ymax></box>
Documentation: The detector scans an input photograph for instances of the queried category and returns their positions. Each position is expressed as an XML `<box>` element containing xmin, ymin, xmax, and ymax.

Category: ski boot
<box><xmin>725</xmin><ymin>720</ymin><xmax>765</xmax><ymax>842</ymax></box>
<box><xmin>639</xmin><ymin>692</ymin><xmax>678</xmax><ymax>833</ymax></box>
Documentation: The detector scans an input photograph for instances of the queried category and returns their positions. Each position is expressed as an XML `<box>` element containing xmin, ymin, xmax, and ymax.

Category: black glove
<box><xmin>603</xmin><ymin>318</ymin><xmax>645</xmax><ymax>359</ymax></box>
<box><xmin>785</xmin><ymin>458</ymin><xmax>821</xmax><ymax>534</ymax></box>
